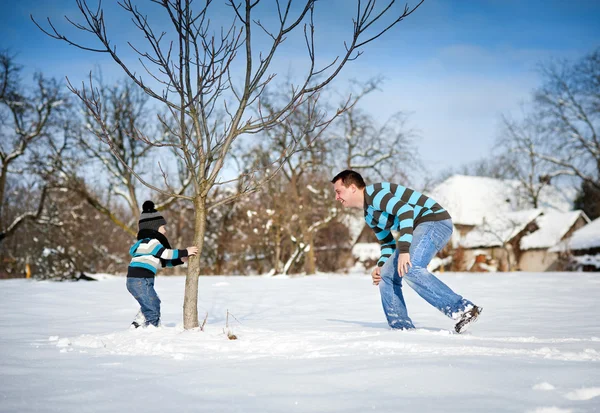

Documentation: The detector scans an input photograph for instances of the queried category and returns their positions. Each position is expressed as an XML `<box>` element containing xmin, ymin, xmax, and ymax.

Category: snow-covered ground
<box><xmin>1</xmin><ymin>272</ymin><xmax>600</xmax><ymax>413</ymax></box>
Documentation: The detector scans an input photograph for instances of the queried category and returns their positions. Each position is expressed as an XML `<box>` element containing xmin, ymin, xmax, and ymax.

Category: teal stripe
<box><xmin>399</xmin><ymin>218</ymin><xmax>413</xmax><ymax>228</ymax></box>
<box><xmin>373</xmin><ymin>190</ymin><xmax>386</xmax><ymax>210</ymax></box>
<box><xmin>378</xmin><ymin>213</ymin><xmax>388</xmax><ymax>228</ymax></box>
<box><xmin>398</xmin><ymin>233</ymin><xmax>412</xmax><ymax>243</ymax></box>
<box><xmin>386</xmin><ymin>198</ymin><xmax>400</xmax><ymax>214</ymax></box>
<box><xmin>424</xmin><ymin>198</ymin><xmax>435</xmax><ymax>209</ymax></box>
<box><xmin>382</xmin><ymin>182</ymin><xmax>391</xmax><ymax>191</ymax></box>
<box><xmin>129</xmin><ymin>240</ymin><xmax>143</xmax><ymax>256</ymax></box>
<box><xmin>151</xmin><ymin>244</ymin><xmax>163</xmax><ymax>256</ymax></box>
<box><xmin>422</xmin><ymin>210</ymin><xmax>432</xmax><ymax>217</ymax></box>
<box><xmin>413</xmin><ymin>205</ymin><xmax>423</xmax><ymax>217</ymax></box>
<box><xmin>398</xmin><ymin>204</ymin><xmax>413</xmax><ymax>215</ymax></box>
<box><xmin>395</xmin><ymin>185</ymin><xmax>407</xmax><ymax>199</ymax></box>
<box><xmin>408</xmin><ymin>191</ymin><xmax>421</xmax><ymax>205</ymax></box>
<box><xmin>366</xmin><ymin>185</ymin><xmax>375</xmax><ymax>196</ymax></box>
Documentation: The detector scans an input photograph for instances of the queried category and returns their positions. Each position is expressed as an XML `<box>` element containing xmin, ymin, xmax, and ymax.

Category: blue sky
<box><xmin>2</xmin><ymin>0</ymin><xmax>600</xmax><ymax>181</ymax></box>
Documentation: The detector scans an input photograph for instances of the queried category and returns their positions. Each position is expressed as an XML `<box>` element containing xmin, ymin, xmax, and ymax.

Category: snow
<box><xmin>564</xmin><ymin>387</ymin><xmax>600</xmax><ymax>401</ymax></box>
<box><xmin>429</xmin><ymin>175</ymin><xmax>575</xmax><ymax>227</ymax></box>
<box><xmin>552</xmin><ymin>217</ymin><xmax>600</xmax><ymax>252</ymax></box>
<box><xmin>351</xmin><ymin>242</ymin><xmax>380</xmax><ymax>261</ymax></box>
<box><xmin>533</xmin><ymin>382</ymin><xmax>557</xmax><ymax>391</ymax></box>
<box><xmin>521</xmin><ymin>210</ymin><xmax>585</xmax><ymax>250</ymax></box>
<box><xmin>570</xmin><ymin>254</ymin><xmax>600</xmax><ymax>270</ymax></box>
<box><xmin>2</xmin><ymin>272</ymin><xmax>600</xmax><ymax>412</ymax></box>
<box><xmin>461</xmin><ymin>209</ymin><xmax>543</xmax><ymax>248</ymax></box>
<box><xmin>428</xmin><ymin>255</ymin><xmax>452</xmax><ymax>272</ymax></box>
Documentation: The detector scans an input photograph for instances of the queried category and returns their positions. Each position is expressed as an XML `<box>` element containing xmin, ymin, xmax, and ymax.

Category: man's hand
<box><xmin>371</xmin><ymin>266</ymin><xmax>381</xmax><ymax>286</ymax></box>
<box><xmin>398</xmin><ymin>253</ymin><xmax>412</xmax><ymax>277</ymax></box>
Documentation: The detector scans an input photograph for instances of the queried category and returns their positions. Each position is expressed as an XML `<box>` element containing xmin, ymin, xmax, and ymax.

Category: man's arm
<box><xmin>373</xmin><ymin>227</ymin><xmax>396</xmax><ymax>267</ymax></box>
<box><xmin>376</xmin><ymin>188</ymin><xmax>415</xmax><ymax>276</ymax></box>
<box><xmin>380</xmin><ymin>193</ymin><xmax>414</xmax><ymax>254</ymax></box>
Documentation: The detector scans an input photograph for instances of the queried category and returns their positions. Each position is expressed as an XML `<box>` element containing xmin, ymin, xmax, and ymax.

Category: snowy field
<box><xmin>1</xmin><ymin>272</ymin><xmax>600</xmax><ymax>413</ymax></box>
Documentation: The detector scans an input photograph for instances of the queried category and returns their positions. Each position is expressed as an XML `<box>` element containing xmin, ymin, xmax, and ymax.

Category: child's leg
<box><xmin>126</xmin><ymin>277</ymin><xmax>161</xmax><ymax>326</ymax></box>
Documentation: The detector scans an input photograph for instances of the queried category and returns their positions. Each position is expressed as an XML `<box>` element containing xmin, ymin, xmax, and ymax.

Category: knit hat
<box><xmin>138</xmin><ymin>201</ymin><xmax>167</xmax><ymax>231</ymax></box>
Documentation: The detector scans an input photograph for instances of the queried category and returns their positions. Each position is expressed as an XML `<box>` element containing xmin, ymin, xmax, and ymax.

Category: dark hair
<box><xmin>331</xmin><ymin>170</ymin><xmax>366</xmax><ymax>189</ymax></box>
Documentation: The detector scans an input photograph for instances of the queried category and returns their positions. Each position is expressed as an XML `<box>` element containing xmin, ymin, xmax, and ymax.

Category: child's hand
<box><xmin>181</xmin><ymin>256</ymin><xmax>188</xmax><ymax>262</ymax></box>
<box><xmin>187</xmin><ymin>246</ymin><xmax>199</xmax><ymax>256</ymax></box>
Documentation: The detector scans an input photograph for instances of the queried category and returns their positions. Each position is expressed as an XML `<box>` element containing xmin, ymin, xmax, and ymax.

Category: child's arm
<box><xmin>149</xmin><ymin>241</ymin><xmax>189</xmax><ymax>261</ymax></box>
<box><xmin>155</xmin><ymin>244</ymin><xmax>198</xmax><ymax>267</ymax></box>
<box><xmin>161</xmin><ymin>257</ymin><xmax>186</xmax><ymax>268</ymax></box>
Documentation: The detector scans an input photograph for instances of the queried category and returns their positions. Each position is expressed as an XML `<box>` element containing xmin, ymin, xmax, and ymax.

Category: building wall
<box><xmin>518</xmin><ymin>215</ymin><xmax>589</xmax><ymax>272</ymax></box>
<box><xmin>519</xmin><ymin>250</ymin><xmax>559</xmax><ymax>272</ymax></box>
<box><xmin>462</xmin><ymin>247</ymin><xmax>513</xmax><ymax>272</ymax></box>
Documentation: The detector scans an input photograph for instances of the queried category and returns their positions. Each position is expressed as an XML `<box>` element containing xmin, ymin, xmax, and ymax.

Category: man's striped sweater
<box><xmin>127</xmin><ymin>238</ymin><xmax>188</xmax><ymax>278</ymax></box>
<box><xmin>364</xmin><ymin>182</ymin><xmax>451</xmax><ymax>267</ymax></box>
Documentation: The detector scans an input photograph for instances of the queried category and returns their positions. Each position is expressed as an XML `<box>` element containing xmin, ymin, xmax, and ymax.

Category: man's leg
<box><xmin>126</xmin><ymin>277</ymin><xmax>161</xmax><ymax>327</ymax></box>
<box><xmin>378</xmin><ymin>251</ymin><xmax>415</xmax><ymax>329</ymax></box>
<box><xmin>403</xmin><ymin>220</ymin><xmax>474</xmax><ymax>319</ymax></box>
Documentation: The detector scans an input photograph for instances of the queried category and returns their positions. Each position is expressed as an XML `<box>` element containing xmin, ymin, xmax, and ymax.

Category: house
<box><xmin>460</xmin><ymin>209</ymin><xmax>543</xmax><ymax>271</ymax></box>
<box><xmin>550</xmin><ymin>217</ymin><xmax>600</xmax><ymax>271</ymax></box>
<box><xmin>429</xmin><ymin>175</ymin><xmax>582</xmax><ymax>271</ymax></box>
<box><xmin>428</xmin><ymin>175</ymin><xmax>574</xmax><ymax>237</ymax></box>
<box><xmin>519</xmin><ymin>210</ymin><xmax>589</xmax><ymax>271</ymax></box>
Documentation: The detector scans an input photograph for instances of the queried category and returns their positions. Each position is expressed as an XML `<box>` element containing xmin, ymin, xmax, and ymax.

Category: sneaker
<box><xmin>454</xmin><ymin>305</ymin><xmax>483</xmax><ymax>334</ymax></box>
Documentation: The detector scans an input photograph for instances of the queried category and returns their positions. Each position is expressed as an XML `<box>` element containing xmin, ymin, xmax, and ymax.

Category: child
<box><xmin>126</xmin><ymin>201</ymin><xmax>198</xmax><ymax>328</ymax></box>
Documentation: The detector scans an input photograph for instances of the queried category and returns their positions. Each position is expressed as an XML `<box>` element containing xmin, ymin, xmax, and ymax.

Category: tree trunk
<box><xmin>273</xmin><ymin>227</ymin><xmax>282</xmax><ymax>273</ymax></box>
<box><xmin>0</xmin><ymin>164</ymin><xmax>8</xmax><ymax>227</ymax></box>
<box><xmin>183</xmin><ymin>196</ymin><xmax>207</xmax><ymax>329</ymax></box>
<box><xmin>305</xmin><ymin>233</ymin><xmax>316</xmax><ymax>275</ymax></box>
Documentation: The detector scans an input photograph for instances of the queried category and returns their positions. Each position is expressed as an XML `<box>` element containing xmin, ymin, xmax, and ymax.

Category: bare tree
<box><xmin>0</xmin><ymin>51</ymin><xmax>65</xmax><ymax>243</ymax></box>
<box><xmin>67</xmin><ymin>77</ymin><xmax>192</xmax><ymax>236</ymax></box>
<box><xmin>499</xmin><ymin>111</ymin><xmax>556</xmax><ymax>208</ymax></box>
<box><xmin>531</xmin><ymin>48</ymin><xmax>600</xmax><ymax>191</ymax></box>
<box><xmin>34</xmin><ymin>0</ymin><xmax>424</xmax><ymax>329</ymax></box>
<box><xmin>247</xmin><ymin>92</ymin><xmax>337</xmax><ymax>275</ymax></box>
<box><xmin>330</xmin><ymin>78</ymin><xmax>420</xmax><ymax>183</ymax></box>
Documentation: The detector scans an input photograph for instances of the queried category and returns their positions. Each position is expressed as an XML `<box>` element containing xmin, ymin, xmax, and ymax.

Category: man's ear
<box><xmin>350</xmin><ymin>184</ymin><xmax>357</xmax><ymax>193</ymax></box>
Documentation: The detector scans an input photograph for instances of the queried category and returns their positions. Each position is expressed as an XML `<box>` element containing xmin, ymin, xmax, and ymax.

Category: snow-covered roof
<box><xmin>461</xmin><ymin>209</ymin><xmax>543</xmax><ymax>248</ymax></box>
<box><xmin>428</xmin><ymin>175</ymin><xmax>575</xmax><ymax>227</ymax></box>
<box><xmin>550</xmin><ymin>217</ymin><xmax>600</xmax><ymax>252</ymax></box>
<box><xmin>520</xmin><ymin>210</ymin><xmax>586</xmax><ymax>250</ymax></box>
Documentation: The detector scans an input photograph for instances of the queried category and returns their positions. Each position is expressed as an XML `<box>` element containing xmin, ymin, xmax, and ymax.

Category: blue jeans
<box><xmin>378</xmin><ymin>219</ymin><xmax>473</xmax><ymax>329</ymax></box>
<box><xmin>126</xmin><ymin>277</ymin><xmax>161</xmax><ymax>327</ymax></box>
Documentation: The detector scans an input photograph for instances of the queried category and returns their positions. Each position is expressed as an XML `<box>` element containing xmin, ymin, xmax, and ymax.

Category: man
<box><xmin>332</xmin><ymin>170</ymin><xmax>482</xmax><ymax>333</ymax></box>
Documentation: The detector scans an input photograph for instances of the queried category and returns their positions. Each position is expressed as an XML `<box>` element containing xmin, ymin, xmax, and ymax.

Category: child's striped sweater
<box><xmin>364</xmin><ymin>182</ymin><xmax>451</xmax><ymax>267</ymax></box>
<box><xmin>127</xmin><ymin>238</ymin><xmax>188</xmax><ymax>278</ymax></box>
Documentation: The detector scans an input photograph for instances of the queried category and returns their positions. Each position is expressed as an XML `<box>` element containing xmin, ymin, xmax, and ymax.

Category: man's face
<box><xmin>333</xmin><ymin>180</ymin><xmax>356</xmax><ymax>208</ymax></box>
